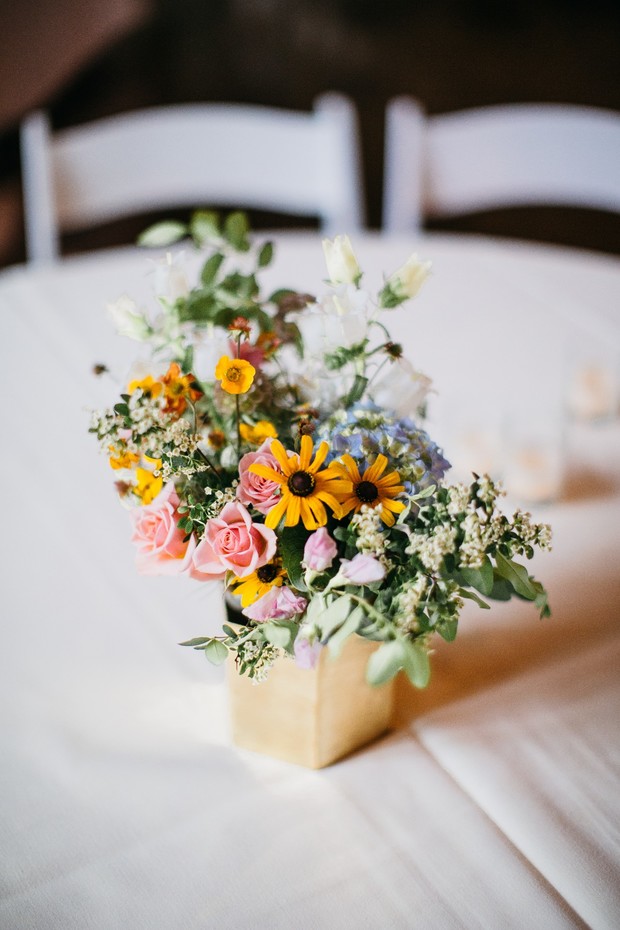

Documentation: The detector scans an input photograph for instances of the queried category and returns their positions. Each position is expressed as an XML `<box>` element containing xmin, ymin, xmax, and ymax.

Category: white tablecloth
<box><xmin>1</xmin><ymin>232</ymin><xmax>619</xmax><ymax>928</ymax></box>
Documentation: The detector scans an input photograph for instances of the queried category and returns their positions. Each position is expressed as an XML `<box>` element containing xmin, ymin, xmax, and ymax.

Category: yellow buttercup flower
<box><xmin>215</xmin><ymin>355</ymin><xmax>256</xmax><ymax>395</ymax></box>
<box><xmin>230</xmin><ymin>562</ymin><xmax>286</xmax><ymax>608</ymax></box>
<box><xmin>127</xmin><ymin>375</ymin><xmax>163</xmax><ymax>397</ymax></box>
<box><xmin>250</xmin><ymin>435</ymin><xmax>349</xmax><ymax>531</ymax></box>
<box><xmin>134</xmin><ymin>462</ymin><xmax>163</xmax><ymax>505</ymax></box>
<box><xmin>335</xmin><ymin>454</ymin><xmax>406</xmax><ymax>527</ymax></box>
<box><xmin>239</xmin><ymin>420</ymin><xmax>278</xmax><ymax>445</ymax></box>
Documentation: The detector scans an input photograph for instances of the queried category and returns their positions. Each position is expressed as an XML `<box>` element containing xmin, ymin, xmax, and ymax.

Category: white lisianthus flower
<box><xmin>380</xmin><ymin>254</ymin><xmax>432</xmax><ymax>307</ymax></box>
<box><xmin>149</xmin><ymin>251</ymin><xmax>190</xmax><ymax>303</ymax></box>
<box><xmin>107</xmin><ymin>295</ymin><xmax>151</xmax><ymax>341</ymax></box>
<box><xmin>370</xmin><ymin>357</ymin><xmax>432</xmax><ymax>418</ymax></box>
<box><xmin>322</xmin><ymin>235</ymin><xmax>361</xmax><ymax>286</ymax></box>
<box><xmin>297</xmin><ymin>285</ymin><xmax>371</xmax><ymax>356</ymax></box>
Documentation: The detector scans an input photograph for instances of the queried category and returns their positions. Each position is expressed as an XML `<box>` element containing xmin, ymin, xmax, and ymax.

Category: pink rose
<box><xmin>339</xmin><ymin>554</ymin><xmax>386</xmax><ymax>585</ymax></box>
<box><xmin>192</xmin><ymin>501</ymin><xmax>276</xmax><ymax>580</ymax></box>
<box><xmin>303</xmin><ymin>527</ymin><xmax>338</xmax><ymax>572</ymax></box>
<box><xmin>242</xmin><ymin>585</ymin><xmax>307</xmax><ymax>622</ymax></box>
<box><xmin>237</xmin><ymin>439</ymin><xmax>282</xmax><ymax>514</ymax></box>
<box><xmin>130</xmin><ymin>482</ymin><xmax>196</xmax><ymax>575</ymax></box>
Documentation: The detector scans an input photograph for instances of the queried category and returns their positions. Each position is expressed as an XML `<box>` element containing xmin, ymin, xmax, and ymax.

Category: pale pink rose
<box><xmin>303</xmin><ymin>527</ymin><xmax>338</xmax><ymax>572</ymax></box>
<box><xmin>130</xmin><ymin>482</ymin><xmax>196</xmax><ymax>575</ymax></box>
<box><xmin>294</xmin><ymin>636</ymin><xmax>323</xmax><ymax>670</ymax></box>
<box><xmin>237</xmin><ymin>439</ymin><xmax>282</xmax><ymax>514</ymax></box>
<box><xmin>242</xmin><ymin>585</ymin><xmax>307</xmax><ymax>622</ymax></box>
<box><xmin>339</xmin><ymin>553</ymin><xmax>386</xmax><ymax>585</ymax></box>
<box><xmin>192</xmin><ymin>501</ymin><xmax>276</xmax><ymax>579</ymax></box>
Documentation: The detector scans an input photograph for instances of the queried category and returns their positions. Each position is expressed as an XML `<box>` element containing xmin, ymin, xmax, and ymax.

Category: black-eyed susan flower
<box><xmin>335</xmin><ymin>454</ymin><xmax>406</xmax><ymax>527</ymax></box>
<box><xmin>239</xmin><ymin>420</ymin><xmax>278</xmax><ymax>445</ymax></box>
<box><xmin>249</xmin><ymin>435</ymin><xmax>350</xmax><ymax>531</ymax></box>
<box><xmin>230</xmin><ymin>561</ymin><xmax>286</xmax><ymax>608</ymax></box>
<box><xmin>215</xmin><ymin>355</ymin><xmax>255</xmax><ymax>395</ymax></box>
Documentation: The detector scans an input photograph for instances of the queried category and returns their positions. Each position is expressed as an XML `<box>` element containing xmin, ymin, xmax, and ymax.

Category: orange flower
<box><xmin>161</xmin><ymin>362</ymin><xmax>202</xmax><ymax>415</ymax></box>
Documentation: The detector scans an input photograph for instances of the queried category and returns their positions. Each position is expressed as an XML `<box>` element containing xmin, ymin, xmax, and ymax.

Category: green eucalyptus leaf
<box><xmin>327</xmin><ymin>607</ymin><xmax>364</xmax><ymax>658</ymax></box>
<box><xmin>366</xmin><ymin>639</ymin><xmax>405</xmax><ymax>686</ymax></box>
<box><xmin>437</xmin><ymin>618</ymin><xmax>458</xmax><ymax>642</ymax></box>
<box><xmin>262</xmin><ymin>622</ymin><xmax>292</xmax><ymax>649</ymax></box>
<box><xmin>179</xmin><ymin>637</ymin><xmax>212</xmax><ymax>647</ymax></box>
<box><xmin>138</xmin><ymin>220</ymin><xmax>187</xmax><ymax>248</ymax></box>
<box><xmin>401</xmin><ymin>639</ymin><xmax>431</xmax><ymax>688</ymax></box>
<box><xmin>317</xmin><ymin>595</ymin><xmax>353</xmax><ymax>639</ymax></box>
<box><xmin>204</xmin><ymin>640</ymin><xmax>229</xmax><ymax>665</ymax></box>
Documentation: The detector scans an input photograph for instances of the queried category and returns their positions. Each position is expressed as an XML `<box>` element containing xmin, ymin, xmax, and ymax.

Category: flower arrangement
<box><xmin>91</xmin><ymin>211</ymin><xmax>551</xmax><ymax>687</ymax></box>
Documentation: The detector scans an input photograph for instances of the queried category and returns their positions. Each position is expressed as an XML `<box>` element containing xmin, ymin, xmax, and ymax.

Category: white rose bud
<box><xmin>107</xmin><ymin>295</ymin><xmax>150</xmax><ymax>341</ymax></box>
<box><xmin>322</xmin><ymin>235</ymin><xmax>361</xmax><ymax>286</ymax></box>
<box><xmin>382</xmin><ymin>254</ymin><xmax>432</xmax><ymax>307</ymax></box>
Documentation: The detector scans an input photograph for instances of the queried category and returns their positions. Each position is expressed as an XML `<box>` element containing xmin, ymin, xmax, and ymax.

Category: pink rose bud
<box><xmin>237</xmin><ymin>439</ymin><xmax>282</xmax><ymax>515</ymax></box>
<box><xmin>129</xmin><ymin>481</ymin><xmax>197</xmax><ymax>576</ymax></box>
<box><xmin>294</xmin><ymin>636</ymin><xmax>323</xmax><ymax>670</ymax></box>
<box><xmin>339</xmin><ymin>553</ymin><xmax>385</xmax><ymax>585</ymax></box>
<box><xmin>303</xmin><ymin>527</ymin><xmax>338</xmax><ymax>572</ymax></box>
<box><xmin>243</xmin><ymin>585</ymin><xmax>307</xmax><ymax>622</ymax></box>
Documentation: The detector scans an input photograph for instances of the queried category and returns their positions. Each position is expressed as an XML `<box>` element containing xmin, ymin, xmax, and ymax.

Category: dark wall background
<box><xmin>1</xmin><ymin>0</ymin><xmax>619</xmax><ymax>264</ymax></box>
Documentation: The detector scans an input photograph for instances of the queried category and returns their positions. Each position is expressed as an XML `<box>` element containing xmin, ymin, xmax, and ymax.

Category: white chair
<box><xmin>21</xmin><ymin>94</ymin><xmax>365</xmax><ymax>263</ymax></box>
<box><xmin>383</xmin><ymin>97</ymin><xmax>620</xmax><ymax>233</ymax></box>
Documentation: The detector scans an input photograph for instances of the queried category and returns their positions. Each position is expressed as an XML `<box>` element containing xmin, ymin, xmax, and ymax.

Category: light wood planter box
<box><xmin>227</xmin><ymin>635</ymin><xmax>394</xmax><ymax>769</ymax></box>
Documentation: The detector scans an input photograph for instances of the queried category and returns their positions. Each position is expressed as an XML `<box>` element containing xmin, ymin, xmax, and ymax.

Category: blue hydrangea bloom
<box><xmin>317</xmin><ymin>403</ymin><xmax>450</xmax><ymax>496</ymax></box>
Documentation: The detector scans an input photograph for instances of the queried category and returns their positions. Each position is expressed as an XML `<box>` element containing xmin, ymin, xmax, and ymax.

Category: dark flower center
<box><xmin>288</xmin><ymin>470</ymin><xmax>315</xmax><ymax>497</ymax></box>
<box><xmin>356</xmin><ymin>480</ymin><xmax>379</xmax><ymax>503</ymax></box>
<box><xmin>257</xmin><ymin>563</ymin><xmax>279</xmax><ymax>583</ymax></box>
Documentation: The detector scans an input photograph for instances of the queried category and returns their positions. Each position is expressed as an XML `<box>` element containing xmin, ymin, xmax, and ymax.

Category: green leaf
<box><xmin>437</xmin><ymin>618</ymin><xmax>458</xmax><ymax>642</ymax></box>
<box><xmin>262</xmin><ymin>622</ymin><xmax>293</xmax><ymax>649</ymax></box>
<box><xmin>138</xmin><ymin>220</ymin><xmax>187</xmax><ymax>248</ymax></box>
<box><xmin>224</xmin><ymin>211</ymin><xmax>250</xmax><ymax>251</ymax></box>
<box><xmin>344</xmin><ymin>374</ymin><xmax>368</xmax><ymax>407</ymax></box>
<box><xmin>204</xmin><ymin>639</ymin><xmax>229</xmax><ymax>665</ymax></box>
<box><xmin>327</xmin><ymin>607</ymin><xmax>364</xmax><ymax>658</ymax></box>
<box><xmin>317</xmin><ymin>595</ymin><xmax>353</xmax><ymax>639</ymax></box>
<box><xmin>181</xmin><ymin>291</ymin><xmax>219</xmax><ymax>323</ymax></box>
<box><xmin>179</xmin><ymin>637</ymin><xmax>212</xmax><ymax>647</ymax></box>
<box><xmin>489</xmin><ymin>576</ymin><xmax>513</xmax><ymax>601</ymax></box>
<box><xmin>494</xmin><ymin>551</ymin><xmax>538</xmax><ymax>600</ymax></box>
<box><xmin>401</xmin><ymin>639</ymin><xmax>431</xmax><ymax>688</ymax></box>
<box><xmin>366</xmin><ymin>639</ymin><xmax>405</xmax><ymax>686</ymax></box>
<box><xmin>280</xmin><ymin>524</ymin><xmax>310</xmax><ymax>590</ymax></box>
<box><xmin>460</xmin><ymin>557</ymin><xmax>494</xmax><ymax>596</ymax></box>
<box><xmin>201</xmin><ymin>252</ymin><xmax>225</xmax><ymax>286</ymax></box>
<box><xmin>113</xmin><ymin>402</ymin><xmax>129</xmax><ymax>416</ymax></box>
<box><xmin>257</xmin><ymin>241</ymin><xmax>274</xmax><ymax>268</ymax></box>
<box><xmin>190</xmin><ymin>210</ymin><xmax>221</xmax><ymax>245</ymax></box>
<box><xmin>459</xmin><ymin>587</ymin><xmax>490</xmax><ymax>609</ymax></box>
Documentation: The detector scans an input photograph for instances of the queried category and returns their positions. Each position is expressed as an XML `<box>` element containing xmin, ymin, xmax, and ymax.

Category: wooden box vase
<box><xmin>226</xmin><ymin>634</ymin><xmax>394</xmax><ymax>769</ymax></box>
